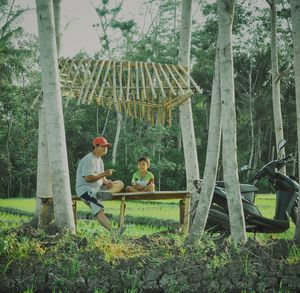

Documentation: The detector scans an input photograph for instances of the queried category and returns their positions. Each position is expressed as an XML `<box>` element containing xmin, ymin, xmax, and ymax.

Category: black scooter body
<box><xmin>196</xmin><ymin>150</ymin><xmax>299</xmax><ymax>234</ymax></box>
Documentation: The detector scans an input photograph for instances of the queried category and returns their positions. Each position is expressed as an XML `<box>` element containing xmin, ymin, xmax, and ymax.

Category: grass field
<box><xmin>0</xmin><ymin>194</ymin><xmax>296</xmax><ymax>240</ymax></box>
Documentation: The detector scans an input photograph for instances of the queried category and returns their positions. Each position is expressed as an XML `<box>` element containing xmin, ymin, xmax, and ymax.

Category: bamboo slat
<box><xmin>126</xmin><ymin>61</ymin><xmax>132</xmax><ymax>116</ymax></box>
<box><xmin>87</xmin><ymin>60</ymin><xmax>105</xmax><ymax>104</ymax></box>
<box><xmin>165</xmin><ymin>64</ymin><xmax>185</xmax><ymax>95</ymax></box>
<box><xmin>170</xmin><ymin>64</ymin><xmax>190</xmax><ymax>89</ymax></box>
<box><xmin>77</xmin><ymin>59</ymin><xmax>92</xmax><ymax>105</ymax></box>
<box><xmin>140</xmin><ymin>62</ymin><xmax>147</xmax><ymax>118</ymax></box>
<box><xmin>177</xmin><ymin>64</ymin><xmax>202</xmax><ymax>94</ymax></box>
<box><xmin>112</xmin><ymin>61</ymin><xmax>118</xmax><ymax>112</ymax></box>
<box><xmin>68</xmin><ymin>57</ymin><xmax>85</xmax><ymax>99</ymax></box>
<box><xmin>97</xmin><ymin>60</ymin><xmax>112</xmax><ymax>105</ymax></box>
<box><xmin>158</xmin><ymin>63</ymin><xmax>176</xmax><ymax>96</ymax></box>
<box><xmin>135</xmin><ymin>61</ymin><xmax>139</xmax><ymax>118</ymax></box>
<box><xmin>82</xmin><ymin>59</ymin><xmax>100</xmax><ymax>103</ymax></box>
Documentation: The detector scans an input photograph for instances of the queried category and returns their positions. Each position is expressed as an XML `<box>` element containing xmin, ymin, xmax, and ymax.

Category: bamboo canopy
<box><xmin>59</xmin><ymin>58</ymin><xmax>201</xmax><ymax>125</ymax></box>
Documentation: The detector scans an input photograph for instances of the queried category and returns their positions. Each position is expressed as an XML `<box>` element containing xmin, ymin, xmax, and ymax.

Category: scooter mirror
<box><xmin>278</xmin><ymin>139</ymin><xmax>287</xmax><ymax>150</ymax></box>
<box><xmin>240</xmin><ymin>165</ymin><xmax>251</xmax><ymax>172</ymax></box>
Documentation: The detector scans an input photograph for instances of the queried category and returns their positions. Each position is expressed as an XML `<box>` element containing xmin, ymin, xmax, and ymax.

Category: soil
<box><xmin>1</xmin><ymin>224</ymin><xmax>300</xmax><ymax>293</ymax></box>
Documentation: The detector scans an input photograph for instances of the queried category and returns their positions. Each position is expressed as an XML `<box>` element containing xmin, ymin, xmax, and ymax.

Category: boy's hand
<box><xmin>135</xmin><ymin>184</ymin><xmax>145</xmax><ymax>191</ymax></box>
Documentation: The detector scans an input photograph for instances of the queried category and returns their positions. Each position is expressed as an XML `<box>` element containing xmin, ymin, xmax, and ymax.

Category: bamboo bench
<box><xmin>39</xmin><ymin>191</ymin><xmax>191</xmax><ymax>234</ymax></box>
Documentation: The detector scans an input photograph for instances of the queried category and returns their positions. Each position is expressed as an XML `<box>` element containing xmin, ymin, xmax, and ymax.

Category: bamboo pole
<box><xmin>119</xmin><ymin>61</ymin><xmax>126</xmax><ymax>113</ymax></box>
<box><xmin>82</xmin><ymin>59</ymin><xmax>100</xmax><ymax>103</ymax></box>
<box><xmin>77</xmin><ymin>59</ymin><xmax>92</xmax><ymax>105</ymax></box>
<box><xmin>140</xmin><ymin>62</ymin><xmax>147</xmax><ymax>118</ymax></box>
<box><xmin>135</xmin><ymin>61</ymin><xmax>139</xmax><ymax>118</ymax></box>
<box><xmin>152</xmin><ymin>62</ymin><xmax>166</xmax><ymax>98</ymax></box>
<box><xmin>68</xmin><ymin>57</ymin><xmax>85</xmax><ymax>100</ymax></box>
<box><xmin>112</xmin><ymin>61</ymin><xmax>119</xmax><ymax>112</ymax></box>
<box><xmin>97</xmin><ymin>60</ymin><xmax>112</xmax><ymax>105</ymax></box>
<box><xmin>126</xmin><ymin>61</ymin><xmax>132</xmax><ymax>116</ymax></box>
<box><xmin>158</xmin><ymin>63</ymin><xmax>177</xmax><ymax>96</ymax></box>
<box><xmin>144</xmin><ymin>63</ymin><xmax>157</xmax><ymax>125</ymax></box>
<box><xmin>171</xmin><ymin>64</ymin><xmax>190</xmax><ymax>89</ymax></box>
<box><xmin>87</xmin><ymin>60</ymin><xmax>106</xmax><ymax>104</ymax></box>
<box><xmin>177</xmin><ymin>64</ymin><xmax>202</xmax><ymax>94</ymax></box>
<box><xmin>165</xmin><ymin>64</ymin><xmax>185</xmax><ymax>95</ymax></box>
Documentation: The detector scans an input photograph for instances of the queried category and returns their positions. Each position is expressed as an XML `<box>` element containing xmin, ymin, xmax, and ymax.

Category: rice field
<box><xmin>0</xmin><ymin>194</ymin><xmax>296</xmax><ymax>240</ymax></box>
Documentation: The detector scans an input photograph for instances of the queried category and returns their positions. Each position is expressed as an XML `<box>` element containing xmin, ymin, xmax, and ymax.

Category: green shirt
<box><xmin>131</xmin><ymin>170</ymin><xmax>155</xmax><ymax>189</ymax></box>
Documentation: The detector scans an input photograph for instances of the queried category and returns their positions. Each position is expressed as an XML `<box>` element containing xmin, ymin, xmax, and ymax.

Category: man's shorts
<box><xmin>80</xmin><ymin>191</ymin><xmax>104</xmax><ymax>216</ymax></box>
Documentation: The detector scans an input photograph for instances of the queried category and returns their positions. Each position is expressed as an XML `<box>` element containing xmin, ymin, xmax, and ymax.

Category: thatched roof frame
<box><xmin>47</xmin><ymin>58</ymin><xmax>202</xmax><ymax>125</ymax></box>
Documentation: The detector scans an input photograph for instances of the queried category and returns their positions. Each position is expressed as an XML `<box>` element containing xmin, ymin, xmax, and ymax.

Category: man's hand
<box><xmin>104</xmin><ymin>169</ymin><xmax>115</xmax><ymax>177</ymax></box>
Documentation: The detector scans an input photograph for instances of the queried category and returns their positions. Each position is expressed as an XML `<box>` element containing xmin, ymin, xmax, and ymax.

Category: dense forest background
<box><xmin>0</xmin><ymin>0</ymin><xmax>298</xmax><ymax>198</ymax></box>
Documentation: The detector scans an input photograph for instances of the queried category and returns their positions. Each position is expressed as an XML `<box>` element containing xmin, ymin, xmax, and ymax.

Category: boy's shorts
<box><xmin>80</xmin><ymin>191</ymin><xmax>104</xmax><ymax>216</ymax></box>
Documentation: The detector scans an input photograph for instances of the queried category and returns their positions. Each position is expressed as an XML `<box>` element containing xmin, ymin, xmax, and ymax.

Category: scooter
<box><xmin>194</xmin><ymin>139</ymin><xmax>299</xmax><ymax>234</ymax></box>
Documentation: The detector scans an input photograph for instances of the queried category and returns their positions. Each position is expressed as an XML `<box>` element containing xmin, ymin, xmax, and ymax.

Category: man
<box><xmin>76</xmin><ymin>136</ymin><xmax>124</xmax><ymax>230</ymax></box>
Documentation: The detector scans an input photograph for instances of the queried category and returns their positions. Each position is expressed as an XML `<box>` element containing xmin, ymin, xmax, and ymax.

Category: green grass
<box><xmin>0</xmin><ymin>194</ymin><xmax>296</xmax><ymax>239</ymax></box>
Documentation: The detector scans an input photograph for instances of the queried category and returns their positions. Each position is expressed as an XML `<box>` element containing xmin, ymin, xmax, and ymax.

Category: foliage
<box><xmin>0</xmin><ymin>0</ymin><xmax>298</xmax><ymax>197</ymax></box>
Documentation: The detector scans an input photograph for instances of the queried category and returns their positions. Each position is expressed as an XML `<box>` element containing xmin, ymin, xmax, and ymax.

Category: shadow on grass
<box><xmin>0</xmin><ymin>207</ymin><xmax>178</xmax><ymax>229</ymax></box>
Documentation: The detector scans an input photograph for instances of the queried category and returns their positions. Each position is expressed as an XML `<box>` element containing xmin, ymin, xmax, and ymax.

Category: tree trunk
<box><xmin>37</xmin><ymin>105</ymin><xmax>54</xmax><ymax>229</ymax></box>
<box><xmin>53</xmin><ymin>0</ymin><xmax>61</xmax><ymax>55</ymax></box>
<box><xmin>187</xmin><ymin>43</ymin><xmax>222</xmax><ymax>243</ymax></box>
<box><xmin>112</xmin><ymin>111</ymin><xmax>122</xmax><ymax>166</ymax></box>
<box><xmin>218</xmin><ymin>0</ymin><xmax>247</xmax><ymax>243</ymax></box>
<box><xmin>36</xmin><ymin>0</ymin><xmax>61</xmax><ymax>229</ymax></box>
<box><xmin>6</xmin><ymin>111</ymin><xmax>13</xmax><ymax>197</ymax></box>
<box><xmin>268</xmin><ymin>0</ymin><xmax>286</xmax><ymax>169</ymax></box>
<box><xmin>291</xmin><ymin>0</ymin><xmax>300</xmax><ymax>242</ymax></box>
<box><xmin>35</xmin><ymin>0</ymin><xmax>75</xmax><ymax>232</ymax></box>
<box><xmin>247</xmin><ymin>60</ymin><xmax>255</xmax><ymax>179</ymax></box>
<box><xmin>178</xmin><ymin>0</ymin><xmax>200</xmax><ymax>220</ymax></box>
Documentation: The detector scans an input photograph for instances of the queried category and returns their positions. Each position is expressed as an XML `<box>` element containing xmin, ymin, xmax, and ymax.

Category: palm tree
<box><xmin>0</xmin><ymin>3</ymin><xmax>30</xmax><ymax>85</ymax></box>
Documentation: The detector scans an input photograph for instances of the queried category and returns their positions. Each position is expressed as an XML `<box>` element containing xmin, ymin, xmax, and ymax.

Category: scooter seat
<box><xmin>245</xmin><ymin>214</ymin><xmax>289</xmax><ymax>233</ymax></box>
<box><xmin>216</xmin><ymin>181</ymin><xmax>258</xmax><ymax>193</ymax></box>
<box><xmin>240</xmin><ymin>184</ymin><xmax>258</xmax><ymax>193</ymax></box>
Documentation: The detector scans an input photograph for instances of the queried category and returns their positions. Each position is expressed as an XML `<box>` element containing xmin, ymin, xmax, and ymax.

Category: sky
<box><xmin>15</xmin><ymin>0</ymin><xmax>145</xmax><ymax>57</ymax></box>
<box><xmin>15</xmin><ymin>0</ymin><xmax>268</xmax><ymax>58</ymax></box>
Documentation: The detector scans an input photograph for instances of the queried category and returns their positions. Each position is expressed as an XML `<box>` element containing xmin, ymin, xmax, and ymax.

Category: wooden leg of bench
<box><xmin>72</xmin><ymin>200</ymin><xmax>77</xmax><ymax>232</ymax></box>
<box><xmin>179</xmin><ymin>199</ymin><xmax>184</xmax><ymax>226</ymax></box>
<box><xmin>119</xmin><ymin>196</ymin><xmax>126</xmax><ymax>228</ymax></box>
<box><xmin>182</xmin><ymin>197</ymin><xmax>190</xmax><ymax>235</ymax></box>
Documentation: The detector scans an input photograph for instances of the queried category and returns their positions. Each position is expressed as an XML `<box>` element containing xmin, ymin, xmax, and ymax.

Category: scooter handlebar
<box><xmin>249</xmin><ymin>153</ymin><xmax>294</xmax><ymax>184</ymax></box>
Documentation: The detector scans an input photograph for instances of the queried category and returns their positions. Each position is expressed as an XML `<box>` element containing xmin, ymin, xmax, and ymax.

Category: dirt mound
<box><xmin>0</xmin><ymin>230</ymin><xmax>299</xmax><ymax>293</ymax></box>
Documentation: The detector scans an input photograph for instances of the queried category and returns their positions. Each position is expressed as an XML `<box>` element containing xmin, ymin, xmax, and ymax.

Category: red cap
<box><xmin>92</xmin><ymin>137</ymin><xmax>112</xmax><ymax>148</ymax></box>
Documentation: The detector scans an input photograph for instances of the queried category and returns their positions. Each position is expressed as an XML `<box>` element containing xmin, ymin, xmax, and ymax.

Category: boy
<box><xmin>126</xmin><ymin>156</ymin><xmax>155</xmax><ymax>192</ymax></box>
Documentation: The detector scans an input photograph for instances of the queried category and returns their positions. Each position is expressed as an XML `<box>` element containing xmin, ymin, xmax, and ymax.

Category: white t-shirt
<box><xmin>75</xmin><ymin>152</ymin><xmax>104</xmax><ymax>196</ymax></box>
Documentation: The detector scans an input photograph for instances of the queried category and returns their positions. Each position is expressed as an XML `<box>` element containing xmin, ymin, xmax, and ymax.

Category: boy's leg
<box><xmin>126</xmin><ymin>186</ymin><xmax>139</xmax><ymax>192</ymax></box>
<box><xmin>144</xmin><ymin>184</ymin><xmax>154</xmax><ymax>192</ymax></box>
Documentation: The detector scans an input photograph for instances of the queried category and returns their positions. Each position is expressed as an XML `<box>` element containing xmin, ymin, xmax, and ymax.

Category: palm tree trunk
<box><xmin>218</xmin><ymin>0</ymin><xmax>247</xmax><ymax>244</ymax></box>
<box><xmin>112</xmin><ymin>111</ymin><xmax>122</xmax><ymax>166</ymax></box>
<box><xmin>268</xmin><ymin>0</ymin><xmax>286</xmax><ymax>171</ymax></box>
<box><xmin>187</xmin><ymin>42</ymin><xmax>222</xmax><ymax>243</ymax></box>
<box><xmin>247</xmin><ymin>61</ymin><xmax>255</xmax><ymax>179</ymax></box>
<box><xmin>35</xmin><ymin>0</ymin><xmax>75</xmax><ymax>232</ymax></box>
<box><xmin>178</xmin><ymin>0</ymin><xmax>200</xmax><ymax>221</ymax></box>
<box><xmin>290</xmin><ymin>0</ymin><xmax>300</xmax><ymax>242</ymax></box>
<box><xmin>36</xmin><ymin>0</ymin><xmax>61</xmax><ymax>229</ymax></box>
